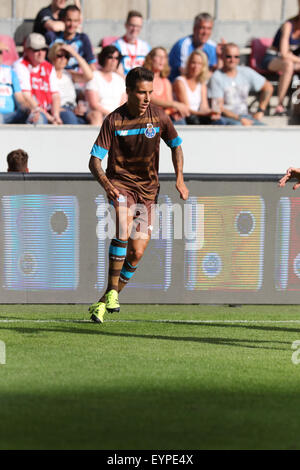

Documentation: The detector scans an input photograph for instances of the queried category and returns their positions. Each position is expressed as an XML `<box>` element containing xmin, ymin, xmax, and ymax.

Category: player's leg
<box><xmin>118</xmin><ymin>198</ymin><xmax>154</xmax><ymax>293</ymax></box>
<box><xmin>90</xmin><ymin>198</ymin><xmax>133</xmax><ymax>322</ymax></box>
<box><xmin>118</xmin><ymin>234</ymin><xmax>151</xmax><ymax>293</ymax></box>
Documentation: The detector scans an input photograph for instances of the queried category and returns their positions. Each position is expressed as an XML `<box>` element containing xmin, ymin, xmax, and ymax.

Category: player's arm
<box><xmin>171</xmin><ymin>145</ymin><xmax>189</xmax><ymax>200</ymax></box>
<box><xmin>278</xmin><ymin>167</ymin><xmax>300</xmax><ymax>190</ymax></box>
<box><xmin>89</xmin><ymin>156</ymin><xmax>120</xmax><ymax>200</ymax></box>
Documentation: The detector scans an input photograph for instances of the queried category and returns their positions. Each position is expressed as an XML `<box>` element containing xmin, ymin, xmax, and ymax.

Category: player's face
<box><xmin>125</xmin><ymin>16</ymin><xmax>143</xmax><ymax>42</ymax></box>
<box><xmin>223</xmin><ymin>46</ymin><xmax>240</xmax><ymax>71</ymax></box>
<box><xmin>193</xmin><ymin>20</ymin><xmax>213</xmax><ymax>46</ymax></box>
<box><xmin>127</xmin><ymin>80</ymin><xmax>153</xmax><ymax>116</ymax></box>
<box><xmin>64</xmin><ymin>10</ymin><xmax>81</xmax><ymax>35</ymax></box>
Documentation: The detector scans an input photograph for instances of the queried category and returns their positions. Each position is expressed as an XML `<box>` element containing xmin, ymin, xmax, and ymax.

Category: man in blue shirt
<box><xmin>45</xmin><ymin>4</ymin><xmax>96</xmax><ymax>72</ymax></box>
<box><xmin>169</xmin><ymin>12</ymin><xmax>220</xmax><ymax>82</ymax></box>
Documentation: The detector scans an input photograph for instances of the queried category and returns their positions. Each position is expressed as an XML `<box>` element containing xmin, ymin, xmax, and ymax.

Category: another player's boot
<box><xmin>89</xmin><ymin>301</ymin><xmax>106</xmax><ymax>323</ymax></box>
<box><xmin>105</xmin><ymin>289</ymin><xmax>120</xmax><ymax>313</ymax></box>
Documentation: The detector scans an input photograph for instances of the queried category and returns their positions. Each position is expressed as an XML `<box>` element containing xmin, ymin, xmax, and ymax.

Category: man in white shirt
<box><xmin>114</xmin><ymin>10</ymin><xmax>151</xmax><ymax>76</ymax></box>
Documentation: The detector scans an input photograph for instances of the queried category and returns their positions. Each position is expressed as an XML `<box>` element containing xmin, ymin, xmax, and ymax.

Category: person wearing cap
<box><xmin>0</xmin><ymin>41</ymin><xmax>29</xmax><ymax>124</ymax></box>
<box><xmin>13</xmin><ymin>33</ymin><xmax>62</xmax><ymax>124</ymax></box>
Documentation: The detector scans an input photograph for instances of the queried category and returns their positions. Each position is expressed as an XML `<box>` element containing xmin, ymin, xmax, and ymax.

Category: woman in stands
<box><xmin>85</xmin><ymin>45</ymin><xmax>126</xmax><ymax>126</ymax></box>
<box><xmin>49</xmin><ymin>42</ymin><xmax>98</xmax><ymax>124</ymax></box>
<box><xmin>173</xmin><ymin>49</ymin><xmax>222</xmax><ymax>125</ymax></box>
<box><xmin>261</xmin><ymin>5</ymin><xmax>300</xmax><ymax>116</ymax></box>
<box><xmin>143</xmin><ymin>47</ymin><xmax>189</xmax><ymax>123</ymax></box>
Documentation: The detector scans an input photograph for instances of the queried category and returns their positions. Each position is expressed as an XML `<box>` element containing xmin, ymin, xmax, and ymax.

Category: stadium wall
<box><xmin>0</xmin><ymin>125</ymin><xmax>297</xmax><ymax>174</ymax></box>
<box><xmin>0</xmin><ymin>174</ymin><xmax>299</xmax><ymax>304</ymax></box>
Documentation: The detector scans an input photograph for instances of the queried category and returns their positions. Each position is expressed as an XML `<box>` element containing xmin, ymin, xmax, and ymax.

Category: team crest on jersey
<box><xmin>145</xmin><ymin>123</ymin><xmax>156</xmax><ymax>139</ymax></box>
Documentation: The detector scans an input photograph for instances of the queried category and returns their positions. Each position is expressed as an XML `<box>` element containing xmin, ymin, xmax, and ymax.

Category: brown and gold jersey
<box><xmin>90</xmin><ymin>103</ymin><xmax>182</xmax><ymax>200</ymax></box>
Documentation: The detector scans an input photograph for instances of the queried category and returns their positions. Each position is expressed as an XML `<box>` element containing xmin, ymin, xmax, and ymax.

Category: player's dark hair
<box><xmin>126</xmin><ymin>10</ymin><xmax>143</xmax><ymax>24</ymax></box>
<box><xmin>7</xmin><ymin>149</ymin><xmax>29</xmax><ymax>172</ymax></box>
<box><xmin>62</xmin><ymin>4</ymin><xmax>80</xmax><ymax>19</ymax></box>
<box><xmin>125</xmin><ymin>67</ymin><xmax>154</xmax><ymax>90</ymax></box>
<box><xmin>98</xmin><ymin>45</ymin><xmax>122</xmax><ymax>67</ymax></box>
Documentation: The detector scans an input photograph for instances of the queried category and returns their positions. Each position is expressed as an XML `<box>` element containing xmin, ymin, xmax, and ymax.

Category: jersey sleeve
<box><xmin>82</xmin><ymin>34</ymin><xmax>96</xmax><ymax>65</ymax></box>
<box><xmin>11</xmin><ymin>69</ymin><xmax>21</xmax><ymax>94</ymax></box>
<box><xmin>49</xmin><ymin>66</ymin><xmax>59</xmax><ymax>93</ymax></box>
<box><xmin>13</xmin><ymin>61</ymin><xmax>31</xmax><ymax>92</ymax></box>
<box><xmin>160</xmin><ymin>111</ymin><xmax>183</xmax><ymax>148</ymax></box>
<box><xmin>90</xmin><ymin>115</ymin><xmax>113</xmax><ymax>160</ymax></box>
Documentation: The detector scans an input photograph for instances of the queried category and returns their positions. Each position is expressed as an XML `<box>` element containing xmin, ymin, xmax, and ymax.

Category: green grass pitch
<box><xmin>0</xmin><ymin>304</ymin><xmax>300</xmax><ymax>450</ymax></box>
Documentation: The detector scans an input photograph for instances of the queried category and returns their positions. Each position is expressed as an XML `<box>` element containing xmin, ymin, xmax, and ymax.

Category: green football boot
<box><xmin>89</xmin><ymin>301</ymin><xmax>106</xmax><ymax>323</ymax></box>
<box><xmin>105</xmin><ymin>289</ymin><xmax>120</xmax><ymax>313</ymax></box>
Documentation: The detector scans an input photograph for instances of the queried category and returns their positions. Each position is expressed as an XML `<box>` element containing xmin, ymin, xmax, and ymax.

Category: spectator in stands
<box><xmin>0</xmin><ymin>41</ymin><xmax>30</xmax><ymax>124</ymax></box>
<box><xmin>169</xmin><ymin>12</ymin><xmax>224</xmax><ymax>82</ymax></box>
<box><xmin>34</xmin><ymin>0</ymin><xmax>67</xmax><ymax>36</ymax></box>
<box><xmin>209</xmin><ymin>43</ymin><xmax>273</xmax><ymax>126</ymax></box>
<box><xmin>45</xmin><ymin>4</ymin><xmax>96</xmax><ymax>73</ymax></box>
<box><xmin>113</xmin><ymin>10</ymin><xmax>151</xmax><ymax>76</ymax></box>
<box><xmin>7</xmin><ymin>149</ymin><xmax>29</xmax><ymax>172</ymax></box>
<box><xmin>14</xmin><ymin>33</ymin><xmax>62</xmax><ymax>124</ymax></box>
<box><xmin>48</xmin><ymin>42</ymin><xmax>99</xmax><ymax>124</ymax></box>
<box><xmin>173</xmin><ymin>49</ymin><xmax>223</xmax><ymax>125</ymax></box>
<box><xmin>261</xmin><ymin>6</ymin><xmax>300</xmax><ymax>116</ymax></box>
<box><xmin>143</xmin><ymin>47</ymin><xmax>190</xmax><ymax>124</ymax></box>
<box><xmin>85</xmin><ymin>46</ymin><xmax>126</xmax><ymax>126</ymax></box>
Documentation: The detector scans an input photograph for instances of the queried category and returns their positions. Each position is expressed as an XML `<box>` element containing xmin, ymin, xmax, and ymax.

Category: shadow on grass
<box><xmin>0</xmin><ymin>323</ymin><xmax>289</xmax><ymax>351</ymax></box>
<box><xmin>0</xmin><ymin>387</ymin><xmax>299</xmax><ymax>450</ymax></box>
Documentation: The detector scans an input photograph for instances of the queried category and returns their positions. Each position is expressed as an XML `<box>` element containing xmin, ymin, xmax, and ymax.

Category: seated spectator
<box><xmin>173</xmin><ymin>49</ymin><xmax>223</xmax><ymax>125</ymax></box>
<box><xmin>45</xmin><ymin>4</ymin><xmax>96</xmax><ymax>73</ymax></box>
<box><xmin>48</xmin><ymin>42</ymin><xmax>99</xmax><ymax>124</ymax></box>
<box><xmin>7</xmin><ymin>148</ymin><xmax>29</xmax><ymax>172</ymax></box>
<box><xmin>14</xmin><ymin>33</ymin><xmax>61</xmax><ymax>125</ymax></box>
<box><xmin>0</xmin><ymin>41</ymin><xmax>30</xmax><ymax>124</ymax></box>
<box><xmin>143</xmin><ymin>47</ymin><xmax>189</xmax><ymax>123</ymax></box>
<box><xmin>169</xmin><ymin>12</ymin><xmax>224</xmax><ymax>82</ymax></box>
<box><xmin>261</xmin><ymin>6</ymin><xmax>300</xmax><ymax>115</ymax></box>
<box><xmin>209</xmin><ymin>43</ymin><xmax>273</xmax><ymax>126</ymax></box>
<box><xmin>34</xmin><ymin>0</ymin><xmax>67</xmax><ymax>36</ymax></box>
<box><xmin>85</xmin><ymin>46</ymin><xmax>126</xmax><ymax>126</ymax></box>
<box><xmin>113</xmin><ymin>10</ymin><xmax>151</xmax><ymax>76</ymax></box>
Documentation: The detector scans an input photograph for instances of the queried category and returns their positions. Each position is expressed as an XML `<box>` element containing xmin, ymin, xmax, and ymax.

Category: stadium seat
<box><xmin>249</xmin><ymin>37</ymin><xmax>280</xmax><ymax>79</ymax></box>
<box><xmin>0</xmin><ymin>35</ymin><xmax>19</xmax><ymax>65</ymax></box>
<box><xmin>99</xmin><ymin>36</ymin><xmax>119</xmax><ymax>48</ymax></box>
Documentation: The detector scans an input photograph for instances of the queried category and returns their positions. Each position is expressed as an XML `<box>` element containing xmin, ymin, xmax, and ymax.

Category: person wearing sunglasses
<box><xmin>208</xmin><ymin>43</ymin><xmax>273</xmax><ymax>126</ymax></box>
<box><xmin>48</xmin><ymin>42</ymin><xmax>98</xmax><ymax>124</ymax></box>
<box><xmin>0</xmin><ymin>41</ymin><xmax>30</xmax><ymax>124</ymax></box>
<box><xmin>14</xmin><ymin>33</ymin><xmax>62</xmax><ymax>124</ymax></box>
<box><xmin>85</xmin><ymin>46</ymin><xmax>126</xmax><ymax>126</ymax></box>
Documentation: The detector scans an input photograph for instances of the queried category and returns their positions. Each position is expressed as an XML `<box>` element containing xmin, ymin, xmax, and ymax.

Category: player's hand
<box><xmin>106</xmin><ymin>184</ymin><xmax>120</xmax><ymax>200</ymax></box>
<box><xmin>278</xmin><ymin>167</ymin><xmax>300</xmax><ymax>190</ymax></box>
<box><xmin>176</xmin><ymin>181</ymin><xmax>189</xmax><ymax>200</ymax></box>
<box><xmin>240</xmin><ymin>117</ymin><xmax>254</xmax><ymax>126</ymax></box>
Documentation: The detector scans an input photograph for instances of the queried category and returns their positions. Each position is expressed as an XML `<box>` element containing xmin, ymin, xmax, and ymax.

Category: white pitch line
<box><xmin>0</xmin><ymin>318</ymin><xmax>300</xmax><ymax>325</ymax></box>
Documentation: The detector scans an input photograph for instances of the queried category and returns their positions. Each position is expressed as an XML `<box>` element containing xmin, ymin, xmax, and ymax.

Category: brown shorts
<box><xmin>109</xmin><ymin>187</ymin><xmax>158</xmax><ymax>236</ymax></box>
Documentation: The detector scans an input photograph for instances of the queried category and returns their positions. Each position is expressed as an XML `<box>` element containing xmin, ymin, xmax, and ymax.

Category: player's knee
<box><xmin>128</xmin><ymin>247</ymin><xmax>144</xmax><ymax>263</ymax></box>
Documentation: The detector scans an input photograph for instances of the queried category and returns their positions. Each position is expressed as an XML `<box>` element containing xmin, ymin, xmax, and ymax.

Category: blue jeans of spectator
<box><xmin>0</xmin><ymin>109</ymin><xmax>29</xmax><ymax>124</ymax></box>
<box><xmin>219</xmin><ymin>114</ymin><xmax>265</xmax><ymax>126</ymax></box>
<box><xmin>60</xmin><ymin>107</ymin><xmax>88</xmax><ymax>125</ymax></box>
